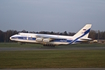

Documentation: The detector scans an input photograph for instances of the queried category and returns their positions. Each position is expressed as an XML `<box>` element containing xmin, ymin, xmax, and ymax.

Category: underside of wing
<box><xmin>36</xmin><ymin>34</ymin><xmax>68</xmax><ymax>43</ymax></box>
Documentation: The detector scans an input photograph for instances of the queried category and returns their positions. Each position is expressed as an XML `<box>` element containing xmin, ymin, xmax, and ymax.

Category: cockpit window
<box><xmin>11</xmin><ymin>37</ymin><xmax>18</xmax><ymax>39</ymax></box>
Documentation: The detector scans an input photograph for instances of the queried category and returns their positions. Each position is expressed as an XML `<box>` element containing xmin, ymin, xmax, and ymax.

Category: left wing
<box><xmin>36</xmin><ymin>34</ymin><xmax>66</xmax><ymax>39</ymax></box>
<box><xmin>35</xmin><ymin>34</ymin><xmax>67</xmax><ymax>42</ymax></box>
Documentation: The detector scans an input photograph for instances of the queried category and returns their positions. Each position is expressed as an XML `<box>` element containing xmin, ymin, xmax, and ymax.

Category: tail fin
<box><xmin>73</xmin><ymin>24</ymin><xmax>92</xmax><ymax>39</ymax></box>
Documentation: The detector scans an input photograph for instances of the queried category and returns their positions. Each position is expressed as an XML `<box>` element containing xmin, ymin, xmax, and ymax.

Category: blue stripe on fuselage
<box><xmin>52</xmin><ymin>39</ymin><xmax>72</xmax><ymax>43</ymax></box>
<box><xmin>28</xmin><ymin>37</ymin><xmax>36</xmax><ymax>40</ymax></box>
<box><xmin>52</xmin><ymin>39</ymin><xmax>67</xmax><ymax>42</ymax></box>
<box><xmin>12</xmin><ymin>36</ymin><xmax>36</xmax><ymax>41</ymax></box>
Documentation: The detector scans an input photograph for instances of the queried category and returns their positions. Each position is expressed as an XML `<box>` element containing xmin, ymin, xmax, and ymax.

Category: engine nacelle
<box><xmin>43</xmin><ymin>38</ymin><xmax>50</xmax><ymax>42</ymax></box>
<box><xmin>36</xmin><ymin>38</ymin><xmax>43</xmax><ymax>42</ymax></box>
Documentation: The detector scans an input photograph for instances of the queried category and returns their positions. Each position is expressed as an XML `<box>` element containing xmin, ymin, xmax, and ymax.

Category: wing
<box><xmin>36</xmin><ymin>34</ymin><xmax>67</xmax><ymax>42</ymax></box>
<box><xmin>36</xmin><ymin>34</ymin><xmax>66</xmax><ymax>39</ymax></box>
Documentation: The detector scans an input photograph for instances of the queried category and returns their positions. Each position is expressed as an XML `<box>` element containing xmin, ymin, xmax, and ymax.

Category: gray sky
<box><xmin>0</xmin><ymin>0</ymin><xmax>105</xmax><ymax>32</ymax></box>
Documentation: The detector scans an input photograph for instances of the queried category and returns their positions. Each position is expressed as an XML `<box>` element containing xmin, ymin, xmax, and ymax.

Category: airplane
<box><xmin>10</xmin><ymin>24</ymin><xmax>92</xmax><ymax>46</ymax></box>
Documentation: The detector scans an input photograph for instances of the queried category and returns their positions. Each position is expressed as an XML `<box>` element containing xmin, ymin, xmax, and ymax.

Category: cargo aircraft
<box><xmin>10</xmin><ymin>24</ymin><xmax>92</xmax><ymax>46</ymax></box>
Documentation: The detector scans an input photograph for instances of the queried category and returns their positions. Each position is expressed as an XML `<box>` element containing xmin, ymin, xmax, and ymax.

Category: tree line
<box><xmin>0</xmin><ymin>30</ymin><xmax>105</xmax><ymax>42</ymax></box>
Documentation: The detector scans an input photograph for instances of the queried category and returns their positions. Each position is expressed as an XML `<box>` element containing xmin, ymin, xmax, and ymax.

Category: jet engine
<box><xmin>36</xmin><ymin>38</ymin><xmax>43</xmax><ymax>42</ymax></box>
<box><xmin>43</xmin><ymin>38</ymin><xmax>50</xmax><ymax>42</ymax></box>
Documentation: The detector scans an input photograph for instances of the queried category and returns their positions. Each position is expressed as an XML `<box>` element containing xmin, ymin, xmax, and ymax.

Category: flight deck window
<box><xmin>11</xmin><ymin>37</ymin><xmax>17</xmax><ymax>39</ymax></box>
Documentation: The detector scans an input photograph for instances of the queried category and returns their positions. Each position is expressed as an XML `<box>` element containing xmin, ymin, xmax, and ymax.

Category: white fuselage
<box><xmin>10</xmin><ymin>33</ymin><xmax>75</xmax><ymax>45</ymax></box>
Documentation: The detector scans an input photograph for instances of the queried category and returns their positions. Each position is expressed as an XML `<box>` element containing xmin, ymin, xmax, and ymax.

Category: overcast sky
<box><xmin>0</xmin><ymin>0</ymin><xmax>105</xmax><ymax>32</ymax></box>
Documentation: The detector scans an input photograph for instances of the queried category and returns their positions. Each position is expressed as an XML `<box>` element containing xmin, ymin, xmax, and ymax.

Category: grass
<box><xmin>0</xmin><ymin>43</ymin><xmax>105</xmax><ymax>68</ymax></box>
<box><xmin>0</xmin><ymin>50</ymin><xmax>105</xmax><ymax>68</ymax></box>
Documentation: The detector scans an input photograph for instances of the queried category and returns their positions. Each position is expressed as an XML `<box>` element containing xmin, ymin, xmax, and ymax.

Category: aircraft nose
<box><xmin>10</xmin><ymin>36</ymin><xmax>14</xmax><ymax>40</ymax></box>
<box><xmin>10</xmin><ymin>36</ymin><xmax>12</xmax><ymax>40</ymax></box>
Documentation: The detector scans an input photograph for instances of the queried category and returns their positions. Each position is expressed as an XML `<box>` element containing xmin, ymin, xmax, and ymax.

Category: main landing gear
<box><xmin>43</xmin><ymin>44</ymin><xmax>55</xmax><ymax>47</ymax></box>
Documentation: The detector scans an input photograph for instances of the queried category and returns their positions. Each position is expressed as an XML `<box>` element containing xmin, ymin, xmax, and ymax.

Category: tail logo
<box><xmin>82</xmin><ymin>29</ymin><xmax>86</xmax><ymax>34</ymax></box>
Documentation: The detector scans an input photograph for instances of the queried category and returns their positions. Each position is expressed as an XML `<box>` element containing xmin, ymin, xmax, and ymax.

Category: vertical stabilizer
<box><xmin>73</xmin><ymin>24</ymin><xmax>92</xmax><ymax>39</ymax></box>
